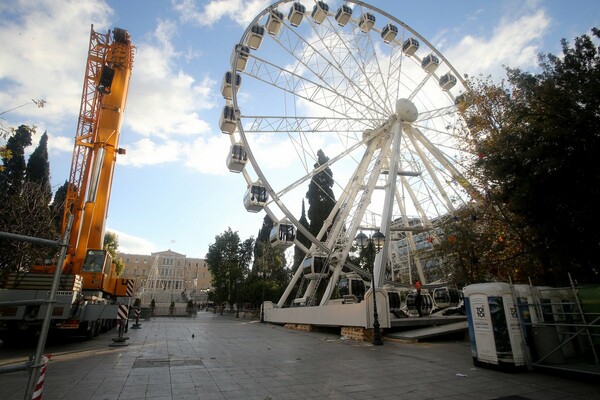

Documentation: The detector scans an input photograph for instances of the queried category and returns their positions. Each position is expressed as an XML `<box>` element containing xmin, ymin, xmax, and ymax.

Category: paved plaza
<box><xmin>0</xmin><ymin>312</ymin><xmax>598</xmax><ymax>400</ymax></box>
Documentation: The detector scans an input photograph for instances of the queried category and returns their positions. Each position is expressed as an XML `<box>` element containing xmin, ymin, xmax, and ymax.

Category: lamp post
<box><xmin>235</xmin><ymin>278</ymin><xmax>241</xmax><ymax>318</ymax></box>
<box><xmin>355</xmin><ymin>230</ymin><xmax>385</xmax><ymax>346</ymax></box>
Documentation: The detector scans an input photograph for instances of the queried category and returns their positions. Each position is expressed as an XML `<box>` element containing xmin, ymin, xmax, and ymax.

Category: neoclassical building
<box><xmin>118</xmin><ymin>250</ymin><xmax>212</xmax><ymax>304</ymax></box>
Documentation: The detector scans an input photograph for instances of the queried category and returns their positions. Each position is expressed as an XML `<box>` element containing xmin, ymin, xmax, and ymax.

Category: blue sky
<box><xmin>1</xmin><ymin>0</ymin><xmax>598</xmax><ymax>259</ymax></box>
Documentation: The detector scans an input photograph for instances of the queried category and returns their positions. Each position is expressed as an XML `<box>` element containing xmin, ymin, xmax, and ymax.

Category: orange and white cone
<box><xmin>32</xmin><ymin>354</ymin><xmax>51</xmax><ymax>400</ymax></box>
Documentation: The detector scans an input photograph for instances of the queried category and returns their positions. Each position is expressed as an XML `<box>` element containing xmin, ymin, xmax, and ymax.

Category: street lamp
<box><xmin>355</xmin><ymin>230</ymin><xmax>385</xmax><ymax>346</ymax></box>
<box><xmin>235</xmin><ymin>278</ymin><xmax>241</xmax><ymax>318</ymax></box>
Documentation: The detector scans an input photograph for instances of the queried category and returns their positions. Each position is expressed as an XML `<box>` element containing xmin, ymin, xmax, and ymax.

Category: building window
<box><xmin>134</xmin><ymin>258</ymin><xmax>139</xmax><ymax>263</ymax></box>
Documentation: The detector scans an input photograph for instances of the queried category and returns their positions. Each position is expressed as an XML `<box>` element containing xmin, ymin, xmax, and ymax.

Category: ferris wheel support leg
<box><xmin>277</xmin><ymin>260</ymin><xmax>305</xmax><ymax>307</ymax></box>
<box><xmin>374</xmin><ymin>119</ymin><xmax>403</xmax><ymax>287</ymax></box>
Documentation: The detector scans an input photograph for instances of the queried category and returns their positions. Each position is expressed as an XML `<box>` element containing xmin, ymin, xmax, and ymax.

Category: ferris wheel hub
<box><xmin>396</xmin><ymin>99</ymin><xmax>418</xmax><ymax>122</ymax></box>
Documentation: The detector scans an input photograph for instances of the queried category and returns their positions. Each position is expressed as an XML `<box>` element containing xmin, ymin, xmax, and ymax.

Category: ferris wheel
<box><xmin>220</xmin><ymin>0</ymin><xmax>475</xmax><ymax>307</ymax></box>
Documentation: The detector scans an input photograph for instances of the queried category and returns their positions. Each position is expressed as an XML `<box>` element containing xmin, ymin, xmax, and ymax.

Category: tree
<box><xmin>0</xmin><ymin>127</ymin><xmax>57</xmax><ymax>282</ymax></box>
<box><xmin>104</xmin><ymin>231</ymin><xmax>125</xmax><ymax>276</ymax></box>
<box><xmin>0</xmin><ymin>125</ymin><xmax>33</xmax><ymax>202</ymax></box>
<box><xmin>205</xmin><ymin>228</ymin><xmax>252</xmax><ymax>308</ymax></box>
<box><xmin>458</xmin><ymin>28</ymin><xmax>600</xmax><ymax>285</ymax></box>
<box><xmin>292</xmin><ymin>200</ymin><xmax>310</xmax><ymax>273</ymax></box>
<box><xmin>306</xmin><ymin>149</ymin><xmax>336</xmax><ymax>238</ymax></box>
<box><xmin>25</xmin><ymin>131</ymin><xmax>51</xmax><ymax>201</ymax></box>
<box><xmin>50</xmin><ymin>181</ymin><xmax>68</xmax><ymax>234</ymax></box>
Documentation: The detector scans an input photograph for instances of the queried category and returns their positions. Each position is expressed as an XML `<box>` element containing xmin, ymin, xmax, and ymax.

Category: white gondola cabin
<box><xmin>358</xmin><ymin>12</ymin><xmax>376</xmax><ymax>33</ymax></box>
<box><xmin>266</xmin><ymin>9</ymin><xmax>284</xmax><ymax>36</ymax></box>
<box><xmin>406</xmin><ymin>290</ymin><xmax>433</xmax><ymax>316</ymax></box>
<box><xmin>338</xmin><ymin>273</ymin><xmax>366</xmax><ymax>302</ymax></box>
<box><xmin>439</xmin><ymin>72</ymin><xmax>457</xmax><ymax>91</ymax></box>
<box><xmin>432</xmin><ymin>286</ymin><xmax>462</xmax><ymax>310</ymax></box>
<box><xmin>219</xmin><ymin>106</ymin><xmax>237</xmax><ymax>134</ymax></box>
<box><xmin>381</xmin><ymin>23</ymin><xmax>398</xmax><ymax>44</ymax></box>
<box><xmin>221</xmin><ymin>71</ymin><xmax>241</xmax><ymax>101</ymax></box>
<box><xmin>301</xmin><ymin>255</ymin><xmax>329</xmax><ymax>280</ymax></box>
<box><xmin>269</xmin><ymin>221</ymin><xmax>295</xmax><ymax>248</ymax></box>
<box><xmin>230</xmin><ymin>44</ymin><xmax>250</xmax><ymax>72</ymax></box>
<box><xmin>245</xmin><ymin>24</ymin><xmax>265</xmax><ymax>50</ymax></box>
<box><xmin>244</xmin><ymin>182</ymin><xmax>269</xmax><ymax>212</ymax></box>
<box><xmin>288</xmin><ymin>2</ymin><xmax>306</xmax><ymax>27</ymax></box>
<box><xmin>335</xmin><ymin>5</ymin><xmax>352</xmax><ymax>26</ymax></box>
<box><xmin>226</xmin><ymin>143</ymin><xmax>248</xmax><ymax>173</ymax></box>
<box><xmin>402</xmin><ymin>38</ymin><xmax>419</xmax><ymax>56</ymax></box>
<box><xmin>311</xmin><ymin>1</ymin><xmax>329</xmax><ymax>24</ymax></box>
<box><xmin>421</xmin><ymin>53</ymin><xmax>440</xmax><ymax>73</ymax></box>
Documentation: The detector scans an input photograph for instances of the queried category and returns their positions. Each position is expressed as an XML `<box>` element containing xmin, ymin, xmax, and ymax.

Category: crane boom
<box><xmin>63</xmin><ymin>25</ymin><xmax>134</xmax><ymax>278</ymax></box>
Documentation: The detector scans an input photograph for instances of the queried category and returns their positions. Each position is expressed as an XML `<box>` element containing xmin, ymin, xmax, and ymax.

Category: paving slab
<box><xmin>0</xmin><ymin>312</ymin><xmax>598</xmax><ymax>400</ymax></box>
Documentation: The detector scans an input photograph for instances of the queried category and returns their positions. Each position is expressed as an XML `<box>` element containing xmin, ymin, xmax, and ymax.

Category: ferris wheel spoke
<box><xmin>272</xmin><ymin>21</ymin><xmax>386</xmax><ymax>121</ymax></box>
<box><xmin>242</xmin><ymin>115</ymin><xmax>375</xmax><ymax>135</ymax></box>
<box><xmin>245</xmin><ymin>55</ymin><xmax>382</xmax><ymax>120</ymax></box>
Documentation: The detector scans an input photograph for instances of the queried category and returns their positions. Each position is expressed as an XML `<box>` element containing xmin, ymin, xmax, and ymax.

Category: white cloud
<box><xmin>0</xmin><ymin>0</ymin><xmax>112</xmax><ymax>129</ymax></box>
<box><xmin>47</xmin><ymin>135</ymin><xmax>73</xmax><ymax>154</ymax></box>
<box><xmin>119</xmin><ymin>138</ymin><xmax>182</xmax><ymax>167</ymax></box>
<box><xmin>172</xmin><ymin>0</ymin><xmax>274</xmax><ymax>27</ymax></box>
<box><xmin>182</xmin><ymin>134</ymin><xmax>231</xmax><ymax>174</ymax></box>
<box><xmin>445</xmin><ymin>10</ymin><xmax>550</xmax><ymax>78</ymax></box>
<box><xmin>107</xmin><ymin>227</ymin><xmax>157</xmax><ymax>254</ymax></box>
<box><xmin>125</xmin><ymin>20</ymin><xmax>218</xmax><ymax>140</ymax></box>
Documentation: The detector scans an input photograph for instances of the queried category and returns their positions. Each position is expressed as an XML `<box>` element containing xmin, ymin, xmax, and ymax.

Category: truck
<box><xmin>0</xmin><ymin>25</ymin><xmax>135</xmax><ymax>343</ymax></box>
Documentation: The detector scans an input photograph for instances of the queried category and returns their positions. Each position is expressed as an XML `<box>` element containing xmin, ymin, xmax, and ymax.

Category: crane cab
<box><xmin>245</xmin><ymin>24</ymin><xmax>265</xmax><ymax>50</ymax></box>
<box><xmin>219</xmin><ymin>105</ymin><xmax>237</xmax><ymax>134</ymax></box>
<box><xmin>288</xmin><ymin>2</ymin><xmax>306</xmax><ymax>27</ymax></box>
<box><xmin>269</xmin><ymin>221</ymin><xmax>295</xmax><ymax>248</ymax></box>
<box><xmin>244</xmin><ymin>182</ymin><xmax>268</xmax><ymax>212</ymax></box>
<box><xmin>226</xmin><ymin>143</ymin><xmax>248</xmax><ymax>173</ymax></box>
<box><xmin>231</xmin><ymin>44</ymin><xmax>250</xmax><ymax>72</ymax></box>
<box><xmin>421</xmin><ymin>53</ymin><xmax>440</xmax><ymax>73</ymax></box>
<box><xmin>358</xmin><ymin>12</ymin><xmax>376</xmax><ymax>33</ymax></box>
<box><xmin>335</xmin><ymin>5</ymin><xmax>352</xmax><ymax>26</ymax></box>
<box><xmin>381</xmin><ymin>23</ymin><xmax>398</xmax><ymax>44</ymax></box>
<box><xmin>402</xmin><ymin>38</ymin><xmax>419</xmax><ymax>56</ymax></box>
<box><xmin>301</xmin><ymin>254</ymin><xmax>329</xmax><ymax>280</ymax></box>
<box><xmin>338</xmin><ymin>273</ymin><xmax>366</xmax><ymax>303</ymax></box>
<box><xmin>221</xmin><ymin>71</ymin><xmax>241</xmax><ymax>101</ymax></box>
<box><xmin>311</xmin><ymin>1</ymin><xmax>329</xmax><ymax>24</ymax></box>
<box><xmin>81</xmin><ymin>249</ymin><xmax>115</xmax><ymax>293</ymax></box>
<box><xmin>266</xmin><ymin>9</ymin><xmax>284</xmax><ymax>36</ymax></box>
<box><xmin>439</xmin><ymin>72</ymin><xmax>457</xmax><ymax>91</ymax></box>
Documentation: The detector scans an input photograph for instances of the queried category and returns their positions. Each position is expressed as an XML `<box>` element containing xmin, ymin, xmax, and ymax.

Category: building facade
<box><xmin>118</xmin><ymin>250</ymin><xmax>212</xmax><ymax>304</ymax></box>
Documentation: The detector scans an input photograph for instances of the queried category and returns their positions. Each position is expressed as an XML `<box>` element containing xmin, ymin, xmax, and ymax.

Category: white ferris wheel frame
<box><xmin>224</xmin><ymin>0</ymin><xmax>476</xmax><ymax>309</ymax></box>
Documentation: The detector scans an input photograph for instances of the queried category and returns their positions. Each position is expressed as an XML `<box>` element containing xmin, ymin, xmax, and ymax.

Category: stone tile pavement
<box><xmin>0</xmin><ymin>312</ymin><xmax>598</xmax><ymax>400</ymax></box>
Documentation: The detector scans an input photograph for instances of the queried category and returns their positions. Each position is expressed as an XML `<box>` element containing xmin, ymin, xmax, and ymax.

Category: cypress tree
<box><xmin>306</xmin><ymin>149</ymin><xmax>336</xmax><ymax>238</ymax></box>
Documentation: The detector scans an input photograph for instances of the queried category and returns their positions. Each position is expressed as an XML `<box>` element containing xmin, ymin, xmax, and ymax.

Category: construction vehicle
<box><xmin>0</xmin><ymin>25</ymin><xmax>135</xmax><ymax>342</ymax></box>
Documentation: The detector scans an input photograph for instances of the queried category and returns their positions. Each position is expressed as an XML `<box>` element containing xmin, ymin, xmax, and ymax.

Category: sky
<box><xmin>1</xmin><ymin>0</ymin><xmax>598</xmax><ymax>259</ymax></box>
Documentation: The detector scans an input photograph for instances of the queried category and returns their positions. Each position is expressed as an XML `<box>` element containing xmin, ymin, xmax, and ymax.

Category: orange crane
<box><xmin>0</xmin><ymin>25</ymin><xmax>135</xmax><ymax>341</ymax></box>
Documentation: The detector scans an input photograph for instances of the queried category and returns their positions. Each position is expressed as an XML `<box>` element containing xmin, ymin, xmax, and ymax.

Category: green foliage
<box><xmin>25</xmin><ymin>131</ymin><xmax>51</xmax><ymax>201</ymax></box>
<box><xmin>292</xmin><ymin>200</ymin><xmax>310</xmax><ymax>273</ymax></box>
<box><xmin>457</xmin><ymin>28</ymin><xmax>600</xmax><ymax>285</ymax></box>
<box><xmin>0</xmin><ymin>126</ymin><xmax>57</xmax><ymax>281</ymax></box>
<box><xmin>133</xmin><ymin>298</ymin><xmax>141</xmax><ymax>307</ymax></box>
<box><xmin>104</xmin><ymin>231</ymin><xmax>125</xmax><ymax>276</ymax></box>
<box><xmin>50</xmin><ymin>181</ymin><xmax>68</xmax><ymax>234</ymax></box>
<box><xmin>306</xmin><ymin>149</ymin><xmax>336</xmax><ymax>238</ymax></box>
<box><xmin>205</xmin><ymin>228</ymin><xmax>253</xmax><ymax>306</ymax></box>
<box><xmin>0</xmin><ymin>125</ymin><xmax>33</xmax><ymax>201</ymax></box>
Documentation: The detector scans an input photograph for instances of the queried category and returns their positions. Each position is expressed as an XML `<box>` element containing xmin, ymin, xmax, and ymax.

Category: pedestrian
<box><xmin>415</xmin><ymin>280</ymin><xmax>423</xmax><ymax>317</ymax></box>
